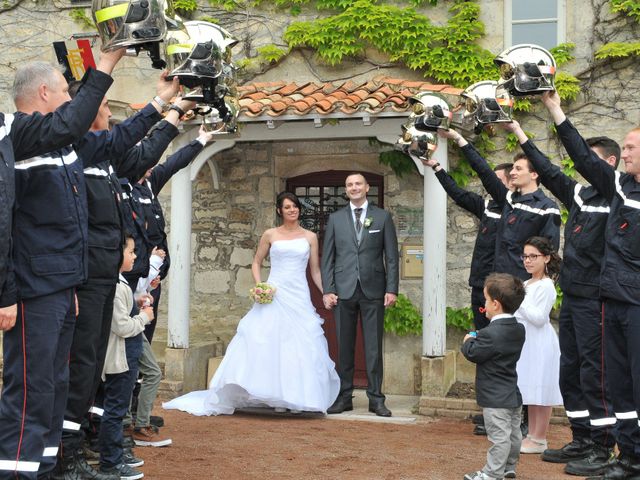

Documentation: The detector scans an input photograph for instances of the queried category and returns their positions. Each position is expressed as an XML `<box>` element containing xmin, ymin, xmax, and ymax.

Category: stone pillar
<box><xmin>422</xmin><ymin>142</ymin><xmax>447</xmax><ymax>357</ymax></box>
<box><xmin>167</xmin><ymin>136</ymin><xmax>236</xmax><ymax>349</ymax></box>
<box><xmin>167</xmin><ymin>143</ymin><xmax>193</xmax><ymax>349</ymax></box>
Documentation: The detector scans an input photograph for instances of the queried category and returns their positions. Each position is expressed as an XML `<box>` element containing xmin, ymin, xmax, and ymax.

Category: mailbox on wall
<box><xmin>401</xmin><ymin>243</ymin><xmax>423</xmax><ymax>279</ymax></box>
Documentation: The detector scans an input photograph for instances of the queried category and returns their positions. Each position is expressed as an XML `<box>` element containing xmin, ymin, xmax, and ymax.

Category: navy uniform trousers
<box><xmin>559</xmin><ymin>294</ymin><xmax>616</xmax><ymax>447</ymax></box>
<box><xmin>0</xmin><ymin>289</ymin><xmax>75</xmax><ymax>479</ymax></box>
<box><xmin>603</xmin><ymin>299</ymin><xmax>640</xmax><ymax>458</ymax></box>
<box><xmin>61</xmin><ymin>283</ymin><xmax>117</xmax><ymax>455</ymax></box>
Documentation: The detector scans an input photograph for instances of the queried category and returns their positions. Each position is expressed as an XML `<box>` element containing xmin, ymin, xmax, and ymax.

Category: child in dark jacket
<box><xmin>462</xmin><ymin>273</ymin><xmax>526</xmax><ymax>480</ymax></box>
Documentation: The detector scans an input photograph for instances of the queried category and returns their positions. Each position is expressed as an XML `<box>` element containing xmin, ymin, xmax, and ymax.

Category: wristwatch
<box><xmin>431</xmin><ymin>162</ymin><xmax>441</xmax><ymax>171</ymax></box>
<box><xmin>168</xmin><ymin>103</ymin><xmax>186</xmax><ymax>117</ymax></box>
<box><xmin>153</xmin><ymin>95</ymin><xmax>169</xmax><ymax>111</ymax></box>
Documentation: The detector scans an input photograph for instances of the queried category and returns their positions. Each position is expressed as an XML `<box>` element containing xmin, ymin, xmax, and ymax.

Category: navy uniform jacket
<box><xmin>557</xmin><ymin>119</ymin><xmax>640</xmax><ymax>305</ymax></box>
<box><xmin>131</xmin><ymin>139</ymin><xmax>204</xmax><ymax>279</ymax></box>
<box><xmin>462</xmin><ymin>315</ymin><xmax>525</xmax><ymax>408</ymax></box>
<box><xmin>80</xmin><ymin>114</ymin><xmax>179</xmax><ymax>285</ymax></box>
<box><xmin>461</xmin><ymin>143</ymin><xmax>561</xmax><ymax>280</ymax></box>
<box><xmin>0</xmin><ymin>68</ymin><xmax>114</xmax><ymax>306</ymax></box>
<box><xmin>434</xmin><ymin>168</ymin><xmax>501</xmax><ymax>289</ymax></box>
<box><xmin>519</xmin><ymin>139</ymin><xmax>609</xmax><ymax>298</ymax></box>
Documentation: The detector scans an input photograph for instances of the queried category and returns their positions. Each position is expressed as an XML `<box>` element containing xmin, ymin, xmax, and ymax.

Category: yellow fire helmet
<box><xmin>92</xmin><ymin>0</ymin><xmax>185</xmax><ymax>68</ymax></box>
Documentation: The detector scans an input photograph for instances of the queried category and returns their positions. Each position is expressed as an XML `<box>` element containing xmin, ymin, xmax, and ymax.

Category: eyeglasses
<box><xmin>520</xmin><ymin>254</ymin><xmax>542</xmax><ymax>261</ymax></box>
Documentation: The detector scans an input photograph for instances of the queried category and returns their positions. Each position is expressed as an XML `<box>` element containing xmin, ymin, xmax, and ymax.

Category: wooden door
<box><xmin>287</xmin><ymin>171</ymin><xmax>384</xmax><ymax>388</ymax></box>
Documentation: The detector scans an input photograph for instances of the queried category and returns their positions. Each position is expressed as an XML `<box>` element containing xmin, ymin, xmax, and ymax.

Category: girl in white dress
<box><xmin>515</xmin><ymin>236</ymin><xmax>563</xmax><ymax>453</ymax></box>
<box><xmin>163</xmin><ymin>192</ymin><xmax>340</xmax><ymax>415</ymax></box>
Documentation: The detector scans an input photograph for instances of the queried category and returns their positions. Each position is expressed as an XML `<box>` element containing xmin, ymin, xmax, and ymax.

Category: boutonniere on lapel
<box><xmin>363</xmin><ymin>217</ymin><xmax>373</xmax><ymax>229</ymax></box>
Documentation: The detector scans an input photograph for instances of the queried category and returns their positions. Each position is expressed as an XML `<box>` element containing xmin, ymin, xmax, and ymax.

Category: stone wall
<box><xmin>150</xmin><ymin>137</ymin><xmax>481</xmax><ymax>345</ymax></box>
<box><xmin>0</xmin><ymin>0</ymin><xmax>638</xmax><ymax>352</ymax></box>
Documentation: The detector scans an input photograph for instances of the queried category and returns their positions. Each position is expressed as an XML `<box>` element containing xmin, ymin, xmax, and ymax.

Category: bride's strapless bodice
<box><xmin>267</xmin><ymin>238</ymin><xmax>310</xmax><ymax>286</ymax></box>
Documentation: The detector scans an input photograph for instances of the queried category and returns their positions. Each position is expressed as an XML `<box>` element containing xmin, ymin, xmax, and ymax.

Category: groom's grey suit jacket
<box><xmin>322</xmin><ymin>204</ymin><xmax>399</xmax><ymax>300</ymax></box>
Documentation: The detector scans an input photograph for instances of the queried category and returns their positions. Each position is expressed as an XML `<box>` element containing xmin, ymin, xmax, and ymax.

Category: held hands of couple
<box><xmin>322</xmin><ymin>293</ymin><xmax>338</xmax><ymax>310</ymax></box>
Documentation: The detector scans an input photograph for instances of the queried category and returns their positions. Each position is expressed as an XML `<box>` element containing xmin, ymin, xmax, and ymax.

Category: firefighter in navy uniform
<box><xmin>544</xmin><ymin>91</ymin><xmax>640</xmax><ymax>480</ymax></box>
<box><xmin>0</xmin><ymin>67</ymin><xmax>119</xmax><ymax>333</ymax></box>
<box><xmin>127</xmin><ymin>126</ymin><xmax>215</xmax><ymax>448</ymax></box>
<box><xmin>56</xmin><ymin>81</ymin><xmax>190</xmax><ymax>479</ymax></box>
<box><xmin>506</xmin><ymin>119</ymin><xmax>618</xmax><ymax>477</ymax></box>
<box><xmin>439</xmin><ymin>129</ymin><xmax>562</xmax><ymax>280</ymax></box>
<box><xmin>131</xmin><ymin>129</ymin><xmax>211</xmax><ymax>342</ymax></box>
<box><xmin>0</xmin><ymin>50</ymin><xmax>124</xmax><ymax>480</ymax></box>
<box><xmin>419</xmin><ymin>157</ymin><xmax>512</xmax><ymax>330</ymax></box>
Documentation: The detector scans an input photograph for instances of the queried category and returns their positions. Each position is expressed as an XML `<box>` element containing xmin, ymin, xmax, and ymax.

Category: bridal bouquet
<box><xmin>250</xmin><ymin>282</ymin><xmax>276</xmax><ymax>304</ymax></box>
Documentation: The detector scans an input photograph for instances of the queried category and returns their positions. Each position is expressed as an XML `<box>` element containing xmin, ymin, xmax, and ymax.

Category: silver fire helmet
<box><xmin>93</xmin><ymin>0</ymin><xmax>178</xmax><ymax>53</ymax></box>
<box><xmin>165</xmin><ymin>20</ymin><xmax>238</xmax><ymax>83</ymax></box>
<box><xmin>407</xmin><ymin>92</ymin><xmax>452</xmax><ymax>131</ymax></box>
<box><xmin>396</xmin><ymin>123</ymin><xmax>439</xmax><ymax>160</ymax></box>
<box><xmin>494</xmin><ymin>44</ymin><xmax>556</xmax><ymax>96</ymax></box>
<box><xmin>451</xmin><ymin>80</ymin><xmax>514</xmax><ymax>134</ymax></box>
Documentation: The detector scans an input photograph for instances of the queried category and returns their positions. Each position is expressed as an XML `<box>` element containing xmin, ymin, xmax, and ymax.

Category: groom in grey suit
<box><xmin>321</xmin><ymin>172</ymin><xmax>399</xmax><ymax>417</ymax></box>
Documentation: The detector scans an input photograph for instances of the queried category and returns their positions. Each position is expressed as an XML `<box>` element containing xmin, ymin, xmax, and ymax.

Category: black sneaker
<box><xmin>149</xmin><ymin>416</ymin><xmax>164</xmax><ymax>428</ymax></box>
<box><xmin>100</xmin><ymin>463</ymin><xmax>143</xmax><ymax>480</ymax></box>
<box><xmin>541</xmin><ymin>438</ymin><xmax>593</xmax><ymax>463</ymax></box>
<box><xmin>565</xmin><ymin>445</ymin><xmax>615</xmax><ymax>476</ymax></box>
<box><xmin>122</xmin><ymin>451</ymin><xmax>144</xmax><ymax>468</ymax></box>
<box><xmin>75</xmin><ymin>453</ymin><xmax>119</xmax><ymax>480</ymax></box>
<box><xmin>473</xmin><ymin>424</ymin><xmax>487</xmax><ymax>436</ymax></box>
<box><xmin>471</xmin><ymin>414</ymin><xmax>484</xmax><ymax>425</ymax></box>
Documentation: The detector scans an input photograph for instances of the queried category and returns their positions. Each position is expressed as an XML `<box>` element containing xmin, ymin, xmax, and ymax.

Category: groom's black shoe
<box><xmin>327</xmin><ymin>397</ymin><xmax>353</xmax><ymax>414</ymax></box>
<box><xmin>369</xmin><ymin>403</ymin><xmax>392</xmax><ymax>417</ymax></box>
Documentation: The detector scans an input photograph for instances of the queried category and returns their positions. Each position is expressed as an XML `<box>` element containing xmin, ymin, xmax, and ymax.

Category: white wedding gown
<box><xmin>163</xmin><ymin>238</ymin><xmax>340</xmax><ymax>415</ymax></box>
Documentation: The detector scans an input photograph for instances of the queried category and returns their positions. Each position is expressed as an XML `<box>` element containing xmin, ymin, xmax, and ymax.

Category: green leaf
<box><xmin>384</xmin><ymin>294</ymin><xmax>423</xmax><ymax>336</ymax></box>
<box><xmin>69</xmin><ymin>8</ymin><xmax>96</xmax><ymax>29</ymax></box>
<box><xmin>378</xmin><ymin>150</ymin><xmax>418</xmax><ymax>178</ymax></box>
<box><xmin>550</xmin><ymin>43</ymin><xmax>575</xmax><ymax>67</ymax></box>
<box><xmin>256</xmin><ymin>44</ymin><xmax>288</xmax><ymax>63</ymax></box>
<box><xmin>445</xmin><ymin>306</ymin><xmax>474</xmax><ymax>331</ymax></box>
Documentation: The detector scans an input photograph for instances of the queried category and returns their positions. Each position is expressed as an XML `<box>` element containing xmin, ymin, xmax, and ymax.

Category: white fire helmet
<box><xmin>407</xmin><ymin>92</ymin><xmax>453</xmax><ymax>131</ymax></box>
<box><xmin>396</xmin><ymin>122</ymin><xmax>439</xmax><ymax>160</ymax></box>
<box><xmin>451</xmin><ymin>80</ymin><xmax>514</xmax><ymax>134</ymax></box>
<box><xmin>494</xmin><ymin>44</ymin><xmax>556</xmax><ymax>96</ymax></box>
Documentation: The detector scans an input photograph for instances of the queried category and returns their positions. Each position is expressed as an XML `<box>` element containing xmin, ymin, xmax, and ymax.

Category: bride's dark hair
<box><xmin>276</xmin><ymin>191</ymin><xmax>301</xmax><ymax>217</ymax></box>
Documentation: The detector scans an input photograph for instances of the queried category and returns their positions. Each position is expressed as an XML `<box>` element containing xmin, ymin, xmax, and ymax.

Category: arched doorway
<box><xmin>286</xmin><ymin>170</ymin><xmax>384</xmax><ymax>388</ymax></box>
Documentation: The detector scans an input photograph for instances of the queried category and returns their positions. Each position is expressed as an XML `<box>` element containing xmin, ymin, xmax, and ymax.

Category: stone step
<box><xmin>158</xmin><ymin>379</ymin><xmax>184</xmax><ymax>400</ymax></box>
<box><xmin>418</xmin><ymin>396</ymin><xmax>569</xmax><ymax>424</ymax></box>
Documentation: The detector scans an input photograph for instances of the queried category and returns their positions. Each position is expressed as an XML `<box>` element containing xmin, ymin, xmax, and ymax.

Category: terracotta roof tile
<box><xmin>151</xmin><ymin>76</ymin><xmax>466</xmax><ymax>120</ymax></box>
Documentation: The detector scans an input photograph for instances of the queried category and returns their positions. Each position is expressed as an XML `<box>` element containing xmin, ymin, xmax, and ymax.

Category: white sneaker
<box><xmin>463</xmin><ymin>470</ymin><xmax>493</xmax><ymax>480</ymax></box>
<box><xmin>520</xmin><ymin>438</ymin><xmax>547</xmax><ymax>454</ymax></box>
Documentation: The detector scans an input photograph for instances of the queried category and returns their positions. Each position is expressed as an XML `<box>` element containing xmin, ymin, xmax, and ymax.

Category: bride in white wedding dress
<box><xmin>163</xmin><ymin>192</ymin><xmax>340</xmax><ymax>415</ymax></box>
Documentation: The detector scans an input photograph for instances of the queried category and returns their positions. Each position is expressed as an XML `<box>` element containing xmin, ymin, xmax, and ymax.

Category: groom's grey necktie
<box><xmin>354</xmin><ymin>207</ymin><xmax>363</xmax><ymax>233</ymax></box>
